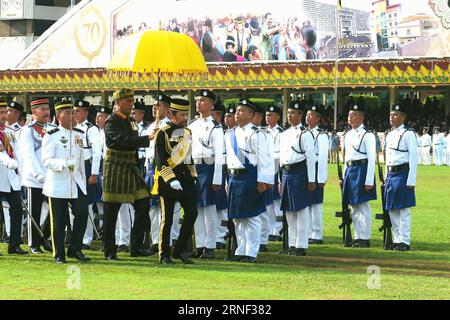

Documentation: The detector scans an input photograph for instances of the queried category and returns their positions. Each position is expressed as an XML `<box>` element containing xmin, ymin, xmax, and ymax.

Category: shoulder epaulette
<box><xmin>277</xmin><ymin>126</ymin><xmax>284</xmax><ymax>133</ymax></box>
<box><xmin>225</xmin><ymin>127</ymin><xmax>235</xmax><ymax>134</ymax></box>
<box><xmin>86</xmin><ymin>122</ymin><xmax>94</xmax><ymax>128</ymax></box>
<box><xmin>160</xmin><ymin>124</ymin><xmax>171</xmax><ymax>132</ymax></box>
<box><xmin>251</xmin><ymin>126</ymin><xmax>259</xmax><ymax>131</ymax></box>
<box><xmin>73</xmin><ymin>128</ymin><xmax>84</xmax><ymax>134</ymax></box>
<box><xmin>48</xmin><ymin>128</ymin><xmax>59</xmax><ymax>135</ymax></box>
<box><xmin>188</xmin><ymin>118</ymin><xmax>198</xmax><ymax>126</ymax></box>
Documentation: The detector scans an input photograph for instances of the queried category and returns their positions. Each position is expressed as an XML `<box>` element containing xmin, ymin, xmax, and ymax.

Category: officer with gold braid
<box><xmin>153</xmin><ymin>98</ymin><xmax>198</xmax><ymax>264</ymax></box>
<box><xmin>42</xmin><ymin>101</ymin><xmax>90</xmax><ymax>264</ymax></box>
<box><xmin>103</xmin><ymin>89</ymin><xmax>152</xmax><ymax>261</ymax></box>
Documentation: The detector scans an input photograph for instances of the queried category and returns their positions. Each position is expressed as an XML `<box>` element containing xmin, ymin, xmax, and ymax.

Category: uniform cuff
<box><xmin>160</xmin><ymin>166</ymin><xmax>176</xmax><ymax>183</ymax></box>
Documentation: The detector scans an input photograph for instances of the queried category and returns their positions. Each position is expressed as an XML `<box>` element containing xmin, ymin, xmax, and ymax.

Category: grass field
<box><xmin>0</xmin><ymin>165</ymin><xmax>449</xmax><ymax>300</ymax></box>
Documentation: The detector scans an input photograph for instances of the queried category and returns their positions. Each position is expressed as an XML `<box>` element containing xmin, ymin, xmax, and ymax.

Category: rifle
<box><xmin>375</xmin><ymin>149</ymin><xmax>394</xmax><ymax>250</ymax></box>
<box><xmin>335</xmin><ymin>145</ymin><xmax>353</xmax><ymax>247</ymax></box>
<box><xmin>224</xmin><ymin>219</ymin><xmax>237</xmax><ymax>260</ymax></box>
<box><xmin>19</xmin><ymin>196</ymin><xmax>52</xmax><ymax>250</ymax></box>
<box><xmin>0</xmin><ymin>204</ymin><xmax>5</xmax><ymax>241</ymax></box>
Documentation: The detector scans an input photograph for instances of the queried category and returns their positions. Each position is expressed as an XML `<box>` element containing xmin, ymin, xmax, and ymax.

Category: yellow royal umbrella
<box><xmin>108</xmin><ymin>30</ymin><xmax>207</xmax><ymax>123</ymax></box>
<box><xmin>108</xmin><ymin>30</ymin><xmax>207</xmax><ymax>75</ymax></box>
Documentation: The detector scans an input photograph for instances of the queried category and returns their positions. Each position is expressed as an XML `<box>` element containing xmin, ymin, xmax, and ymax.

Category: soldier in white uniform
<box><xmin>384</xmin><ymin>104</ymin><xmax>418</xmax><ymax>251</ymax></box>
<box><xmin>131</xmin><ymin>102</ymin><xmax>149</xmax><ymax>175</ymax></box>
<box><xmin>251</xmin><ymin>104</ymin><xmax>274</xmax><ymax>252</ymax></box>
<box><xmin>279</xmin><ymin>101</ymin><xmax>316</xmax><ymax>256</ymax></box>
<box><xmin>6</xmin><ymin>101</ymin><xmax>24</xmax><ymax>132</ymax></box>
<box><xmin>93</xmin><ymin>105</ymin><xmax>112</xmax><ymax>230</ymax></box>
<box><xmin>420</xmin><ymin>129</ymin><xmax>431</xmax><ymax>166</ymax></box>
<box><xmin>74</xmin><ymin>100</ymin><xmax>102</xmax><ymax>250</ymax></box>
<box><xmin>0</xmin><ymin>99</ymin><xmax>28</xmax><ymax>255</ymax></box>
<box><xmin>265</xmin><ymin>105</ymin><xmax>284</xmax><ymax>242</ymax></box>
<box><xmin>306</xmin><ymin>105</ymin><xmax>329</xmax><ymax>245</ymax></box>
<box><xmin>342</xmin><ymin>104</ymin><xmax>377</xmax><ymax>248</ymax></box>
<box><xmin>210</xmin><ymin>102</ymin><xmax>228</xmax><ymax>249</ymax></box>
<box><xmin>225</xmin><ymin>99</ymin><xmax>274</xmax><ymax>263</ymax></box>
<box><xmin>432</xmin><ymin>129</ymin><xmax>444</xmax><ymax>166</ymax></box>
<box><xmin>416</xmin><ymin>132</ymin><xmax>423</xmax><ymax>165</ymax></box>
<box><xmin>1</xmin><ymin>101</ymin><xmax>24</xmax><ymax>241</ymax></box>
<box><xmin>42</xmin><ymin>101</ymin><xmax>91</xmax><ymax>264</ymax></box>
<box><xmin>445</xmin><ymin>131</ymin><xmax>450</xmax><ymax>166</ymax></box>
<box><xmin>188</xmin><ymin>90</ymin><xmax>224</xmax><ymax>259</ymax></box>
<box><xmin>142</xmin><ymin>94</ymin><xmax>177</xmax><ymax>254</ymax></box>
<box><xmin>19</xmin><ymin>98</ymin><xmax>54</xmax><ymax>254</ymax></box>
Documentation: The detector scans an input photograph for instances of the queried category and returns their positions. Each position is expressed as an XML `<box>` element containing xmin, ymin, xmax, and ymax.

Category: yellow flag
<box><xmin>338</xmin><ymin>0</ymin><xmax>342</xmax><ymax>10</ymax></box>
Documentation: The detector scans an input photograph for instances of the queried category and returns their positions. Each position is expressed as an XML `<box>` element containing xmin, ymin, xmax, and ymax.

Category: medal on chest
<box><xmin>74</xmin><ymin>135</ymin><xmax>83</xmax><ymax>147</ymax></box>
<box><xmin>6</xmin><ymin>132</ymin><xmax>16</xmax><ymax>143</ymax></box>
<box><xmin>130</xmin><ymin>122</ymin><xmax>138</xmax><ymax>131</ymax></box>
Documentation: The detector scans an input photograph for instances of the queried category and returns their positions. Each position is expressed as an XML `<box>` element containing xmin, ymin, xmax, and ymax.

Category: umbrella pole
<box><xmin>156</xmin><ymin>68</ymin><xmax>161</xmax><ymax>129</ymax></box>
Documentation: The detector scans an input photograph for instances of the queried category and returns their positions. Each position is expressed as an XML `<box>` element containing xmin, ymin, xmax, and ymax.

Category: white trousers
<box><xmin>421</xmin><ymin>147</ymin><xmax>431</xmax><ymax>165</ymax></box>
<box><xmin>259</xmin><ymin>209</ymin><xmax>271</xmax><ymax>245</ymax></box>
<box><xmin>194</xmin><ymin>205</ymin><xmax>218</xmax><ymax>249</ymax></box>
<box><xmin>170</xmin><ymin>202</ymin><xmax>181</xmax><ymax>244</ymax></box>
<box><xmin>2</xmin><ymin>200</ymin><xmax>10</xmax><ymax>236</ymax></box>
<box><xmin>433</xmin><ymin>146</ymin><xmax>443</xmax><ymax>166</ymax></box>
<box><xmin>286</xmin><ymin>208</ymin><xmax>310</xmax><ymax>249</ymax></box>
<box><xmin>149</xmin><ymin>205</ymin><xmax>161</xmax><ymax>245</ymax></box>
<box><xmin>309</xmin><ymin>203</ymin><xmax>323</xmax><ymax>240</ymax></box>
<box><xmin>216</xmin><ymin>208</ymin><xmax>228</xmax><ymax>244</ymax></box>
<box><xmin>150</xmin><ymin>201</ymin><xmax>182</xmax><ymax>246</ymax></box>
<box><xmin>418</xmin><ymin>147</ymin><xmax>423</xmax><ymax>165</ymax></box>
<box><xmin>270</xmin><ymin>199</ymin><xmax>283</xmax><ymax>236</ymax></box>
<box><xmin>115</xmin><ymin>204</ymin><xmax>133</xmax><ymax>246</ymax></box>
<box><xmin>234</xmin><ymin>216</ymin><xmax>261</xmax><ymax>258</ymax></box>
<box><xmin>447</xmin><ymin>149</ymin><xmax>450</xmax><ymax>166</ymax></box>
<box><xmin>83</xmin><ymin>204</ymin><xmax>95</xmax><ymax>245</ymax></box>
<box><xmin>389</xmin><ymin>208</ymin><xmax>411</xmax><ymax>245</ymax></box>
<box><xmin>351</xmin><ymin>202</ymin><xmax>372</xmax><ymax>240</ymax></box>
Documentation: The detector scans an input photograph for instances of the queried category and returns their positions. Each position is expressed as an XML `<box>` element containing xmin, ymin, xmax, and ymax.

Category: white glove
<box><xmin>36</xmin><ymin>174</ymin><xmax>45</xmax><ymax>184</ymax></box>
<box><xmin>8</xmin><ymin>160</ymin><xmax>19</xmax><ymax>171</ymax></box>
<box><xmin>170</xmin><ymin>180</ymin><xmax>183</xmax><ymax>191</ymax></box>
<box><xmin>66</xmin><ymin>158</ymin><xmax>76</xmax><ymax>168</ymax></box>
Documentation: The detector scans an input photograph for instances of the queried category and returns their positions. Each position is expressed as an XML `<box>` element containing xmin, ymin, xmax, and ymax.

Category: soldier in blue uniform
<box><xmin>279</xmin><ymin>101</ymin><xmax>316</xmax><ymax>256</ymax></box>
<box><xmin>224</xmin><ymin>99</ymin><xmax>274</xmax><ymax>263</ymax></box>
<box><xmin>342</xmin><ymin>103</ymin><xmax>377</xmax><ymax>248</ymax></box>
<box><xmin>265</xmin><ymin>105</ymin><xmax>284</xmax><ymax>242</ymax></box>
<box><xmin>211</xmin><ymin>101</ymin><xmax>228</xmax><ymax>249</ymax></box>
<box><xmin>188</xmin><ymin>90</ymin><xmax>224</xmax><ymax>259</ymax></box>
<box><xmin>251</xmin><ymin>103</ymin><xmax>274</xmax><ymax>252</ymax></box>
<box><xmin>143</xmin><ymin>93</ymin><xmax>172</xmax><ymax>254</ymax></box>
<box><xmin>384</xmin><ymin>104</ymin><xmax>418</xmax><ymax>251</ymax></box>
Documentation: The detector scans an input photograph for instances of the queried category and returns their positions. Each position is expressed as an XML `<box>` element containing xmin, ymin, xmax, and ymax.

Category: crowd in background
<box><xmin>114</xmin><ymin>13</ymin><xmax>319</xmax><ymax>63</ymax></box>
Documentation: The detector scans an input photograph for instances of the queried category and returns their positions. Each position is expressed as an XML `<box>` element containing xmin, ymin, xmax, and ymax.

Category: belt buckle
<box><xmin>284</xmin><ymin>164</ymin><xmax>291</xmax><ymax>171</ymax></box>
